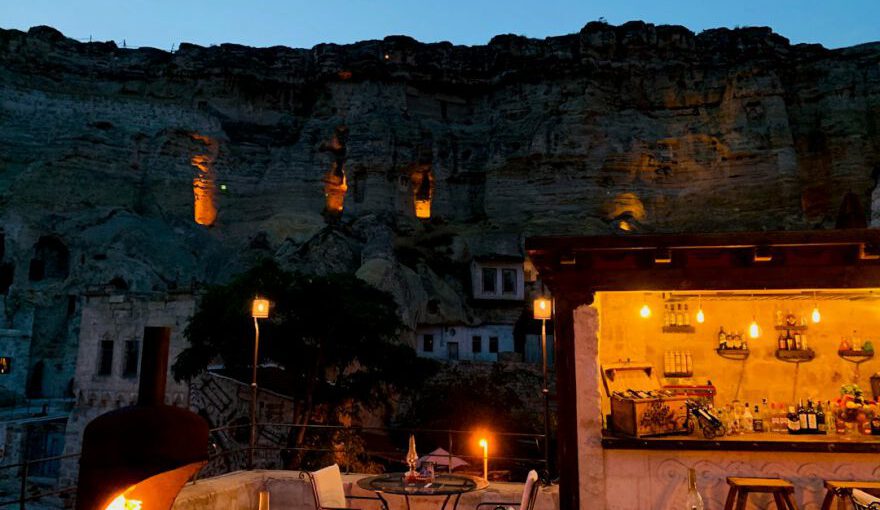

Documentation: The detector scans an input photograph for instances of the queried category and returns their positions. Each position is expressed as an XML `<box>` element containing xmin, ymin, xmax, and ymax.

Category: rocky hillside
<box><xmin>1</xmin><ymin>20</ymin><xmax>879</xmax><ymax>335</ymax></box>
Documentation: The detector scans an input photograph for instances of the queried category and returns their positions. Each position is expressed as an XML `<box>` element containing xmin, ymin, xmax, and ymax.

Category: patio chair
<box><xmin>304</xmin><ymin>464</ymin><xmax>389</xmax><ymax>510</ymax></box>
<box><xmin>851</xmin><ymin>489</ymin><xmax>880</xmax><ymax>510</ymax></box>
<box><xmin>475</xmin><ymin>470</ymin><xmax>540</xmax><ymax>510</ymax></box>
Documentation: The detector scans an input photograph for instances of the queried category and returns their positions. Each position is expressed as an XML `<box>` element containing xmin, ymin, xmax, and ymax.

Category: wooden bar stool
<box><xmin>821</xmin><ymin>481</ymin><xmax>880</xmax><ymax>510</ymax></box>
<box><xmin>723</xmin><ymin>477</ymin><xmax>799</xmax><ymax>510</ymax></box>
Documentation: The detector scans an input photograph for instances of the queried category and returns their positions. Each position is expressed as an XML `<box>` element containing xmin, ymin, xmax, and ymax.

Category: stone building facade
<box><xmin>59</xmin><ymin>291</ymin><xmax>195</xmax><ymax>486</ymax></box>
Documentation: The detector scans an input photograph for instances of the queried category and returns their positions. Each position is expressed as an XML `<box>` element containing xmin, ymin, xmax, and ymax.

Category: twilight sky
<box><xmin>2</xmin><ymin>0</ymin><xmax>878</xmax><ymax>50</ymax></box>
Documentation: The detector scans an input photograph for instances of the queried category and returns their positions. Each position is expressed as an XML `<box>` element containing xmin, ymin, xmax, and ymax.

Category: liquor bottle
<box><xmin>807</xmin><ymin>400</ymin><xmax>817</xmax><ymax>432</ymax></box>
<box><xmin>817</xmin><ymin>402</ymin><xmax>827</xmax><ymax>434</ymax></box>
<box><xmin>684</xmin><ymin>304</ymin><xmax>690</xmax><ymax>326</ymax></box>
<box><xmin>774</xmin><ymin>403</ymin><xmax>785</xmax><ymax>433</ymax></box>
<box><xmin>676</xmin><ymin>304</ymin><xmax>684</xmax><ymax>326</ymax></box>
<box><xmin>777</xmin><ymin>334</ymin><xmax>786</xmax><ymax>351</ymax></box>
<box><xmin>787</xmin><ymin>406</ymin><xmax>801</xmax><ymax>434</ymax></box>
<box><xmin>794</xmin><ymin>333</ymin><xmax>802</xmax><ymax>351</ymax></box>
<box><xmin>742</xmin><ymin>403</ymin><xmax>754</xmax><ymax>433</ymax></box>
<box><xmin>798</xmin><ymin>400</ymin><xmax>809</xmax><ymax>431</ymax></box>
<box><xmin>801</xmin><ymin>333</ymin><xmax>808</xmax><ymax>351</ymax></box>
<box><xmin>685</xmin><ymin>467</ymin><xmax>704</xmax><ymax>510</ymax></box>
<box><xmin>752</xmin><ymin>404</ymin><xmax>764</xmax><ymax>432</ymax></box>
<box><xmin>786</xmin><ymin>332</ymin><xmax>794</xmax><ymax>351</ymax></box>
<box><xmin>718</xmin><ymin>327</ymin><xmax>727</xmax><ymax>350</ymax></box>
<box><xmin>664</xmin><ymin>305</ymin><xmax>670</xmax><ymax>327</ymax></box>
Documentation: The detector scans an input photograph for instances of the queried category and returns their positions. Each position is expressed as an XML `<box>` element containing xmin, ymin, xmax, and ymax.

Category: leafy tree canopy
<box><xmin>173</xmin><ymin>259</ymin><xmax>436</xmax><ymax>417</ymax></box>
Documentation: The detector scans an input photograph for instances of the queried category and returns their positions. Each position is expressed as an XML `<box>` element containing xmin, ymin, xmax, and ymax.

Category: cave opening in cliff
<box><xmin>413</xmin><ymin>167</ymin><xmax>433</xmax><ymax>219</ymax></box>
<box><xmin>322</xmin><ymin>126</ymin><xmax>349</xmax><ymax>218</ymax></box>
<box><xmin>28</xmin><ymin>236</ymin><xmax>69</xmax><ymax>282</ymax></box>
<box><xmin>323</xmin><ymin>165</ymin><xmax>348</xmax><ymax>216</ymax></box>
<box><xmin>190</xmin><ymin>134</ymin><xmax>218</xmax><ymax>227</ymax></box>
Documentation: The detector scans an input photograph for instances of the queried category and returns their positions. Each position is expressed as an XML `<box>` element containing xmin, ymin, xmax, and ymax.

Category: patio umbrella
<box><xmin>418</xmin><ymin>447</ymin><xmax>469</xmax><ymax>471</ymax></box>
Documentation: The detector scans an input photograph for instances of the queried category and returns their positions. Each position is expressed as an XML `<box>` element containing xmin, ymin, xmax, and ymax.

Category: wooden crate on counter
<box><xmin>602</xmin><ymin>361</ymin><xmax>690</xmax><ymax>438</ymax></box>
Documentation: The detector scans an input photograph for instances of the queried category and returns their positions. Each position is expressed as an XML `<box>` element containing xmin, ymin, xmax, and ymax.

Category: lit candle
<box><xmin>479</xmin><ymin>438</ymin><xmax>488</xmax><ymax>480</ymax></box>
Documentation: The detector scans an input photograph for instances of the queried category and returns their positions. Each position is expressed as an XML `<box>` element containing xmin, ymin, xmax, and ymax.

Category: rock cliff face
<box><xmin>1</xmin><ymin>21</ymin><xmax>879</xmax><ymax>390</ymax></box>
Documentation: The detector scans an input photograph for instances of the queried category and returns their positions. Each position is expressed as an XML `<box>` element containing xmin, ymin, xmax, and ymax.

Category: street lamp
<box><xmin>532</xmin><ymin>297</ymin><xmax>552</xmax><ymax>483</ymax></box>
<box><xmin>250</xmin><ymin>297</ymin><xmax>270</xmax><ymax>469</ymax></box>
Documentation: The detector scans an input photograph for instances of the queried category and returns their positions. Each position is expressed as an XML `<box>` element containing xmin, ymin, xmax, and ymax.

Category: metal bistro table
<box><xmin>356</xmin><ymin>473</ymin><xmax>489</xmax><ymax>510</ymax></box>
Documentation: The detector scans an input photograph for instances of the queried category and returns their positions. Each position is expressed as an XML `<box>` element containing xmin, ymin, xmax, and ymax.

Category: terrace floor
<box><xmin>173</xmin><ymin>470</ymin><xmax>559</xmax><ymax>510</ymax></box>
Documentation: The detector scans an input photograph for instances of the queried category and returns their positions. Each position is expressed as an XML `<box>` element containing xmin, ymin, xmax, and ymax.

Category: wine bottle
<box><xmin>807</xmin><ymin>399</ymin><xmax>819</xmax><ymax>434</ymax></box>
<box><xmin>798</xmin><ymin>400</ymin><xmax>808</xmax><ymax>431</ymax></box>
<box><xmin>787</xmin><ymin>406</ymin><xmax>800</xmax><ymax>434</ymax></box>
<box><xmin>817</xmin><ymin>402</ymin><xmax>827</xmax><ymax>434</ymax></box>
<box><xmin>685</xmin><ymin>468</ymin><xmax>704</xmax><ymax>510</ymax></box>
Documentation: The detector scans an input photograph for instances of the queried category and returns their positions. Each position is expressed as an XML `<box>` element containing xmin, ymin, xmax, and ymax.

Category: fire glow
<box><xmin>105</xmin><ymin>494</ymin><xmax>142</xmax><ymax>510</ymax></box>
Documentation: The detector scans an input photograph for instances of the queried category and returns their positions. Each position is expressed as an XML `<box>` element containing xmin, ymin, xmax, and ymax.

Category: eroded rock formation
<box><xmin>1</xmin><ymin>21</ymin><xmax>879</xmax><ymax>372</ymax></box>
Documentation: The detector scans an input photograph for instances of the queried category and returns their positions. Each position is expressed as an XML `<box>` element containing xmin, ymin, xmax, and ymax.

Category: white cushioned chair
<box><xmin>305</xmin><ymin>464</ymin><xmax>388</xmax><ymax>510</ymax></box>
<box><xmin>475</xmin><ymin>470</ymin><xmax>540</xmax><ymax>510</ymax></box>
<box><xmin>852</xmin><ymin>489</ymin><xmax>880</xmax><ymax>510</ymax></box>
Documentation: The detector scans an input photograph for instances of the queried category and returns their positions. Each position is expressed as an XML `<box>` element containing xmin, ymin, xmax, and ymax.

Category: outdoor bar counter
<box><xmin>526</xmin><ymin>230</ymin><xmax>880</xmax><ymax>510</ymax></box>
<box><xmin>602</xmin><ymin>430</ymin><xmax>880</xmax><ymax>453</ymax></box>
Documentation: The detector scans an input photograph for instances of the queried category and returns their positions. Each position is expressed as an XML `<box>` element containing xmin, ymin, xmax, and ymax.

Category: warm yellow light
<box><xmin>696</xmin><ymin>307</ymin><xmax>705</xmax><ymax>324</ymax></box>
<box><xmin>106</xmin><ymin>495</ymin><xmax>143</xmax><ymax>510</ymax></box>
<box><xmin>812</xmin><ymin>306</ymin><xmax>821</xmax><ymax>323</ymax></box>
<box><xmin>479</xmin><ymin>438</ymin><xmax>487</xmax><ymax>449</ymax></box>
<box><xmin>252</xmin><ymin>298</ymin><xmax>270</xmax><ymax>319</ymax></box>
<box><xmin>639</xmin><ymin>303</ymin><xmax>651</xmax><ymax>318</ymax></box>
<box><xmin>533</xmin><ymin>298</ymin><xmax>552</xmax><ymax>320</ymax></box>
<box><xmin>748</xmin><ymin>319</ymin><xmax>760</xmax><ymax>339</ymax></box>
<box><xmin>414</xmin><ymin>199</ymin><xmax>431</xmax><ymax>219</ymax></box>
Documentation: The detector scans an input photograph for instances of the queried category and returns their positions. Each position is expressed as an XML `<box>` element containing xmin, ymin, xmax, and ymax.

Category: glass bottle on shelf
<box><xmin>742</xmin><ymin>403</ymin><xmax>754</xmax><ymax>433</ymax></box>
<box><xmin>684</xmin><ymin>304</ymin><xmax>690</xmax><ymax>326</ymax></box>
<box><xmin>676</xmin><ymin>304</ymin><xmax>684</xmax><ymax>326</ymax></box>
<box><xmin>685</xmin><ymin>467</ymin><xmax>704</xmax><ymax>510</ymax></box>
<box><xmin>798</xmin><ymin>400</ymin><xmax>809</xmax><ymax>431</ymax></box>
<box><xmin>817</xmin><ymin>402</ymin><xmax>827</xmax><ymax>434</ymax></box>
<box><xmin>777</xmin><ymin>334</ymin><xmax>786</xmax><ymax>351</ymax></box>
<box><xmin>718</xmin><ymin>327</ymin><xmax>727</xmax><ymax>350</ymax></box>
<box><xmin>752</xmin><ymin>404</ymin><xmax>764</xmax><ymax>432</ymax></box>
<box><xmin>807</xmin><ymin>400</ymin><xmax>817</xmax><ymax>432</ymax></box>
<box><xmin>787</xmin><ymin>406</ymin><xmax>800</xmax><ymax>434</ymax></box>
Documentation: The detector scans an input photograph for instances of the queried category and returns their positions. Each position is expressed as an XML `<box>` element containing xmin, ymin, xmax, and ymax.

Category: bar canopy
<box><xmin>526</xmin><ymin>228</ymin><xmax>880</xmax><ymax>292</ymax></box>
<box><xmin>526</xmin><ymin>228</ymin><xmax>880</xmax><ymax>510</ymax></box>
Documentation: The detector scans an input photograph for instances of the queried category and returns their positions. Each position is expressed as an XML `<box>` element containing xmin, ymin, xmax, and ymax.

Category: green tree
<box><xmin>173</xmin><ymin>259</ymin><xmax>436</xmax><ymax>468</ymax></box>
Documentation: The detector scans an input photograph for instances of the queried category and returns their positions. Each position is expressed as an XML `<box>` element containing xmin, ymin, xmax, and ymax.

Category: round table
<box><xmin>356</xmin><ymin>473</ymin><xmax>489</xmax><ymax>510</ymax></box>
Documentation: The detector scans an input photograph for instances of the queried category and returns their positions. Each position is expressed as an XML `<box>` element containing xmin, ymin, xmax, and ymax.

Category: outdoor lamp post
<box><xmin>250</xmin><ymin>297</ymin><xmax>270</xmax><ymax>469</ymax></box>
<box><xmin>533</xmin><ymin>297</ymin><xmax>552</xmax><ymax>482</ymax></box>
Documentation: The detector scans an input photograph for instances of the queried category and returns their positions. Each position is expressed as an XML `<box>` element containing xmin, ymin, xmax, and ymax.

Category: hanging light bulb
<box><xmin>640</xmin><ymin>303</ymin><xmax>651</xmax><ymax>318</ymax></box>
<box><xmin>748</xmin><ymin>316</ymin><xmax>760</xmax><ymax>338</ymax></box>
<box><xmin>696</xmin><ymin>306</ymin><xmax>705</xmax><ymax>324</ymax></box>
